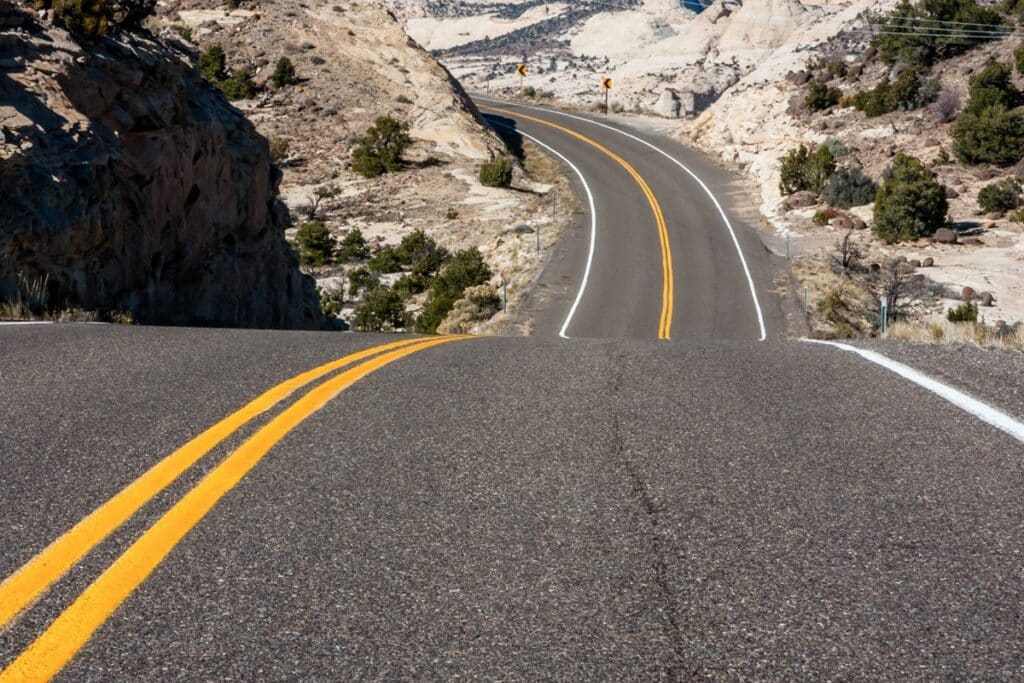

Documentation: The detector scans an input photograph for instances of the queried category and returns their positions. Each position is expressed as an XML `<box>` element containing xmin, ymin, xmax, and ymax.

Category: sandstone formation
<box><xmin>0</xmin><ymin>0</ymin><xmax>321</xmax><ymax>327</ymax></box>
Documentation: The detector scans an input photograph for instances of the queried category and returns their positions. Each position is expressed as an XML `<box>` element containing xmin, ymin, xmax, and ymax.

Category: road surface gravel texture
<box><xmin>1</xmin><ymin>325</ymin><xmax>1023</xmax><ymax>679</ymax></box>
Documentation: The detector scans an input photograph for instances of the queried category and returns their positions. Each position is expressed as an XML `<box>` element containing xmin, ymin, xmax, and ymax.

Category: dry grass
<box><xmin>887</xmin><ymin>320</ymin><xmax>1024</xmax><ymax>351</ymax></box>
<box><xmin>0</xmin><ymin>273</ymin><xmax>131</xmax><ymax>325</ymax></box>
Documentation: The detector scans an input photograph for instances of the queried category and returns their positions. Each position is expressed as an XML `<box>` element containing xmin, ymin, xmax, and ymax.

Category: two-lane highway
<box><xmin>476</xmin><ymin>98</ymin><xmax>778</xmax><ymax>342</ymax></box>
<box><xmin>4</xmin><ymin>103</ymin><xmax>1024</xmax><ymax>680</ymax></box>
<box><xmin>2</xmin><ymin>324</ymin><xmax>1024</xmax><ymax>678</ymax></box>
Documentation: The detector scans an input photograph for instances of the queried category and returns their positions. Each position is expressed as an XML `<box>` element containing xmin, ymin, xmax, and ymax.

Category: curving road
<box><xmin>476</xmin><ymin>98</ymin><xmax>780</xmax><ymax>342</ymax></box>
<box><xmin>2</xmin><ymin>105</ymin><xmax>1024</xmax><ymax>679</ymax></box>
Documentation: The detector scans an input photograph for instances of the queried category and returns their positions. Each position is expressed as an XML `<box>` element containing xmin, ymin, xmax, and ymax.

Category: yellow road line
<box><xmin>0</xmin><ymin>335</ymin><xmax>430</xmax><ymax>632</ymax></box>
<box><xmin>0</xmin><ymin>335</ymin><xmax>464</xmax><ymax>683</ymax></box>
<box><xmin>484</xmin><ymin>105</ymin><xmax>674</xmax><ymax>340</ymax></box>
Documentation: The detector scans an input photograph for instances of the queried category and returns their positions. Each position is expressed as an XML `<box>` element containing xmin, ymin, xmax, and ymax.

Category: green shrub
<box><xmin>826</xmin><ymin>60</ymin><xmax>848</xmax><ymax>78</ymax></box>
<box><xmin>821</xmin><ymin>167</ymin><xmax>878</xmax><ymax>209</ymax></box>
<box><xmin>198</xmin><ymin>44</ymin><xmax>227</xmax><ymax>83</ymax></box>
<box><xmin>873</xmin><ymin>154</ymin><xmax>948</xmax><ymax>243</ymax></box>
<box><xmin>354</xmin><ymin>286</ymin><xmax>407</xmax><ymax>332</ymax></box>
<box><xmin>337</xmin><ymin>228</ymin><xmax>369</xmax><ymax>263</ymax></box>
<box><xmin>367</xmin><ymin>246</ymin><xmax>402</xmax><ymax>274</ymax></box>
<box><xmin>319</xmin><ymin>286</ymin><xmax>344</xmax><ymax>317</ymax></box>
<box><xmin>1005</xmin><ymin>0</ymin><xmax>1024</xmax><ymax>17</ymax></box>
<box><xmin>779</xmin><ymin>144</ymin><xmax>836</xmax><ymax>195</ymax></box>
<box><xmin>947</xmin><ymin>301</ymin><xmax>978</xmax><ymax>323</ymax></box>
<box><xmin>351</xmin><ymin>116</ymin><xmax>412</xmax><ymax>178</ymax></box>
<box><xmin>522</xmin><ymin>85</ymin><xmax>537</xmax><ymax>98</ymax></box>
<box><xmin>952</xmin><ymin>104</ymin><xmax>1024</xmax><ymax>166</ymax></box>
<box><xmin>347</xmin><ymin>267</ymin><xmax>379</xmax><ymax>298</ymax></box>
<box><xmin>218</xmin><ymin>68</ymin><xmax>257</xmax><ymax>100</ymax></box>
<box><xmin>47</xmin><ymin>0</ymin><xmax>154</xmax><ymax>40</ymax></box>
<box><xmin>416</xmin><ymin>247</ymin><xmax>491</xmax><ymax>334</ymax></box>
<box><xmin>823</xmin><ymin>138</ymin><xmax>850</xmax><ymax>158</ymax></box>
<box><xmin>271</xmin><ymin>57</ymin><xmax>299</xmax><ymax>88</ymax></box>
<box><xmin>1016</xmin><ymin>42</ymin><xmax>1024</xmax><ymax>73</ymax></box>
<box><xmin>52</xmin><ymin>0</ymin><xmax>109</xmax><ymax>40</ymax></box>
<box><xmin>394</xmin><ymin>230</ymin><xmax>448</xmax><ymax>290</ymax></box>
<box><xmin>805</xmin><ymin>80</ymin><xmax>842</xmax><ymax>113</ymax></box>
<box><xmin>978</xmin><ymin>177</ymin><xmax>1022</xmax><ymax>212</ymax></box>
<box><xmin>812</xmin><ymin>210</ymin><xmax>831</xmax><ymax>226</ymax></box>
<box><xmin>850</xmin><ymin>68</ymin><xmax>936</xmax><ymax>117</ymax></box>
<box><xmin>295</xmin><ymin>220</ymin><xmax>334</xmax><ymax>267</ymax></box>
<box><xmin>479</xmin><ymin>156</ymin><xmax>514</xmax><ymax>188</ymax></box>
<box><xmin>393</xmin><ymin>275</ymin><xmax>417</xmax><ymax>300</ymax></box>
<box><xmin>395</xmin><ymin>229</ymin><xmax>434</xmax><ymax>266</ymax></box>
<box><xmin>874</xmin><ymin>0</ymin><xmax>1004</xmax><ymax>68</ymax></box>
<box><xmin>963</xmin><ymin>60</ymin><xmax>1021</xmax><ymax>115</ymax></box>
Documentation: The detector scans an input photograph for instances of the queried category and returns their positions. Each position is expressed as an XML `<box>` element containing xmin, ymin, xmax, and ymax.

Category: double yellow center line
<box><xmin>0</xmin><ymin>335</ymin><xmax>464</xmax><ymax>681</ymax></box>
<box><xmin>485</xmin><ymin>106</ymin><xmax>674</xmax><ymax>340</ymax></box>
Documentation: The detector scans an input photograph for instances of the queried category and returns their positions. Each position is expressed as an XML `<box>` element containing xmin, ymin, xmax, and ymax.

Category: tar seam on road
<box><xmin>0</xmin><ymin>336</ymin><xmax>432</xmax><ymax>636</ymax></box>
<box><xmin>483</xmin><ymin>104</ymin><xmax>674</xmax><ymax>341</ymax></box>
<box><xmin>805</xmin><ymin>339</ymin><xmax>1024</xmax><ymax>444</ymax></box>
<box><xmin>478</xmin><ymin>97</ymin><xmax>768</xmax><ymax>342</ymax></box>
<box><xmin>0</xmin><ymin>335</ymin><xmax>466</xmax><ymax>682</ymax></box>
<box><xmin>484</xmin><ymin>118</ymin><xmax>597</xmax><ymax>340</ymax></box>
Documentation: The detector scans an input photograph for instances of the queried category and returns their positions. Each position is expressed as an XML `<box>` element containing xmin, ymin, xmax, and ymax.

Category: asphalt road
<box><xmin>1</xmin><ymin>324</ymin><xmax>1024</xmax><ymax>679</ymax></box>
<box><xmin>2</xmin><ymin>104</ymin><xmax>1023</xmax><ymax>680</ymax></box>
<box><xmin>475</xmin><ymin>98</ymin><xmax>782</xmax><ymax>342</ymax></box>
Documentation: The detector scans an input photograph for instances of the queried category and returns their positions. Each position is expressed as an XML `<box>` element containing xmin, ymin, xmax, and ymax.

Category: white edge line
<box><xmin>477</xmin><ymin>97</ymin><xmax>768</xmax><ymax>342</ymax></box>
<box><xmin>0</xmin><ymin>321</ymin><xmax>53</xmax><ymax>326</ymax></box>
<box><xmin>804</xmin><ymin>338</ymin><xmax>1024</xmax><ymax>445</ymax></box>
<box><xmin>485</xmin><ymin>118</ymin><xmax>597</xmax><ymax>340</ymax></box>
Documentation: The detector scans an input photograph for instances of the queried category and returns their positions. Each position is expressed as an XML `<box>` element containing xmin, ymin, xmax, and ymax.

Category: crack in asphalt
<box><xmin>607</xmin><ymin>353</ymin><xmax>693</xmax><ymax>680</ymax></box>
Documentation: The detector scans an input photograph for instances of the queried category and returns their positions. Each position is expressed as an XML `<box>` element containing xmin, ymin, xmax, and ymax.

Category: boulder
<box><xmin>787</xmin><ymin>70</ymin><xmax>811</xmax><ymax>86</ymax></box>
<box><xmin>979</xmin><ymin>291</ymin><xmax>996</xmax><ymax>307</ymax></box>
<box><xmin>830</xmin><ymin>215</ymin><xmax>854</xmax><ymax>231</ymax></box>
<box><xmin>785</xmin><ymin>191</ymin><xmax>818</xmax><ymax>209</ymax></box>
<box><xmin>851</xmin><ymin>217</ymin><xmax>868</xmax><ymax>231</ymax></box>
<box><xmin>653</xmin><ymin>89</ymin><xmax>682</xmax><ymax>119</ymax></box>
<box><xmin>861</xmin><ymin>46</ymin><xmax>878</xmax><ymax>63</ymax></box>
<box><xmin>1013</xmin><ymin>158</ymin><xmax>1024</xmax><ymax>181</ymax></box>
<box><xmin>933</xmin><ymin>227</ymin><xmax>958</xmax><ymax>244</ymax></box>
<box><xmin>962</xmin><ymin>287</ymin><xmax>976</xmax><ymax>301</ymax></box>
<box><xmin>945</xmin><ymin>186</ymin><xmax>960</xmax><ymax>199</ymax></box>
<box><xmin>922</xmin><ymin>257</ymin><xmax>934</xmax><ymax>267</ymax></box>
<box><xmin>909</xmin><ymin>259</ymin><xmax>921</xmax><ymax>268</ymax></box>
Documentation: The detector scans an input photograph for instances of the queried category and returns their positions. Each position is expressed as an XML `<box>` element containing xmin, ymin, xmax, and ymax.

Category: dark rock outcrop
<box><xmin>0</xmin><ymin>1</ymin><xmax>320</xmax><ymax>328</ymax></box>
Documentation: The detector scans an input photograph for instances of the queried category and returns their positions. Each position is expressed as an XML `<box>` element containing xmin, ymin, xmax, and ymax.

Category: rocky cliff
<box><xmin>0</xmin><ymin>0</ymin><xmax>321</xmax><ymax>327</ymax></box>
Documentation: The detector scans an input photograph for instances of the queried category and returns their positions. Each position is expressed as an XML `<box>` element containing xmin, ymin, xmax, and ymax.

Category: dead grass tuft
<box><xmin>887</xmin><ymin>320</ymin><xmax>1024</xmax><ymax>350</ymax></box>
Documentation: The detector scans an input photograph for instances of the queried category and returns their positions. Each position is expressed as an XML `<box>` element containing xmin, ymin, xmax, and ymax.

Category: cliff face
<box><xmin>0</xmin><ymin>1</ymin><xmax>321</xmax><ymax>328</ymax></box>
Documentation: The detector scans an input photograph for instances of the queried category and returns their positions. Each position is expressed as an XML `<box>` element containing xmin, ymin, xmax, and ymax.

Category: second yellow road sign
<box><xmin>517</xmin><ymin>64</ymin><xmax>528</xmax><ymax>78</ymax></box>
<box><xmin>602</xmin><ymin>77</ymin><xmax>613</xmax><ymax>90</ymax></box>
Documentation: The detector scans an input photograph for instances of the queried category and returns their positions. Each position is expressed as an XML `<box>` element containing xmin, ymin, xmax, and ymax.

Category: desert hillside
<box><xmin>160</xmin><ymin>0</ymin><xmax>563</xmax><ymax>333</ymax></box>
<box><xmin>386</xmin><ymin>0</ymin><xmax>887</xmax><ymax>118</ymax></box>
<box><xmin>682</xmin><ymin>0</ymin><xmax>1024</xmax><ymax>339</ymax></box>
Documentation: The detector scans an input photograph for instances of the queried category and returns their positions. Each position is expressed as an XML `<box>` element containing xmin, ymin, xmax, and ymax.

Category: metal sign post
<box><xmin>601</xmin><ymin>77</ymin><xmax>613</xmax><ymax>114</ymax></box>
